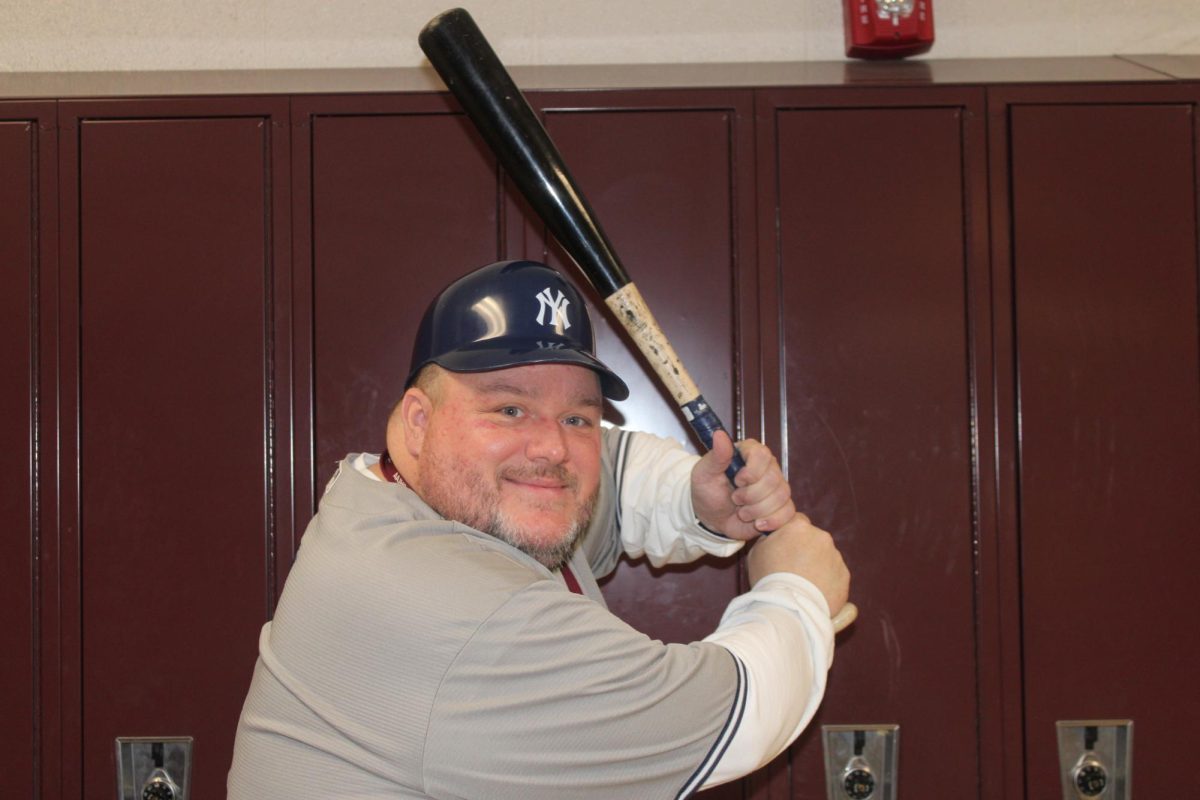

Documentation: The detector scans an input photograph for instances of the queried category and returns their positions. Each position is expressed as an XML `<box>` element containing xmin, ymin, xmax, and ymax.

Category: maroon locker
<box><xmin>1002</xmin><ymin>93</ymin><xmax>1200</xmax><ymax>799</ymax></box>
<box><xmin>294</xmin><ymin>94</ymin><xmax>510</xmax><ymax>521</ymax></box>
<box><xmin>534</xmin><ymin>91</ymin><xmax>755</xmax><ymax>645</ymax></box>
<box><xmin>0</xmin><ymin>104</ymin><xmax>55</xmax><ymax>800</ymax></box>
<box><xmin>58</xmin><ymin>98</ymin><xmax>291</xmax><ymax>800</ymax></box>
<box><xmin>8</xmin><ymin>65</ymin><xmax>1197</xmax><ymax>800</ymax></box>
<box><xmin>759</xmin><ymin>88</ymin><xmax>991</xmax><ymax>799</ymax></box>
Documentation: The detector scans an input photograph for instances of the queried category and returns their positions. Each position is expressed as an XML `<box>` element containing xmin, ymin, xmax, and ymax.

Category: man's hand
<box><xmin>692</xmin><ymin>431</ymin><xmax>795</xmax><ymax>540</ymax></box>
<box><xmin>747</xmin><ymin>512</ymin><xmax>851</xmax><ymax>618</ymax></box>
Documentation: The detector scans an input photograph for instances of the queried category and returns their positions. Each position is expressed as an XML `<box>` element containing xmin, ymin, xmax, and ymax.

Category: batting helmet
<box><xmin>406</xmin><ymin>260</ymin><xmax>629</xmax><ymax>401</ymax></box>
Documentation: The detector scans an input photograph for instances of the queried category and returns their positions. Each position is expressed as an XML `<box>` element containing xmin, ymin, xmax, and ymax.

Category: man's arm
<box><xmin>586</xmin><ymin>428</ymin><xmax>794</xmax><ymax>574</ymax></box>
<box><xmin>699</xmin><ymin>512</ymin><xmax>851</xmax><ymax>786</ymax></box>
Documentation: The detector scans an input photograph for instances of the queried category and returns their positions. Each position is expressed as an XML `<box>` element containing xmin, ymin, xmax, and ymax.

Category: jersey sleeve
<box><xmin>583</xmin><ymin>428</ymin><xmax>744</xmax><ymax>579</ymax></box>
<box><xmin>423</xmin><ymin>582</ymin><xmax>742</xmax><ymax>800</ymax></box>
<box><xmin>699</xmin><ymin>573</ymin><xmax>835</xmax><ymax>788</ymax></box>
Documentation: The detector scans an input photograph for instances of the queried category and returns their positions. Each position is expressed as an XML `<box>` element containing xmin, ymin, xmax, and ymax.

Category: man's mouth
<box><xmin>500</xmin><ymin>467</ymin><xmax>576</xmax><ymax>492</ymax></box>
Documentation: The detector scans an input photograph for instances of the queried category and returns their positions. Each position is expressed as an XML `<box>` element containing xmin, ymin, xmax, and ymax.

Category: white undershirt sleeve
<box><xmin>611</xmin><ymin>429</ymin><xmax>744</xmax><ymax>566</ymax></box>
<box><xmin>698</xmin><ymin>572</ymin><xmax>835</xmax><ymax>788</ymax></box>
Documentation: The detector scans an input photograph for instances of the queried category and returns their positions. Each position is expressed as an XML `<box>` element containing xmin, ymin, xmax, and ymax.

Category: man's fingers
<box><xmin>726</xmin><ymin>440</ymin><xmax>793</xmax><ymax>528</ymax></box>
<box><xmin>747</xmin><ymin>512</ymin><xmax>850</xmax><ymax>617</ymax></box>
<box><xmin>727</xmin><ymin>437</ymin><xmax>768</xmax><ymax>487</ymax></box>
<box><xmin>732</xmin><ymin>461</ymin><xmax>787</xmax><ymax>507</ymax></box>
<box><xmin>739</xmin><ymin>482</ymin><xmax>794</xmax><ymax>527</ymax></box>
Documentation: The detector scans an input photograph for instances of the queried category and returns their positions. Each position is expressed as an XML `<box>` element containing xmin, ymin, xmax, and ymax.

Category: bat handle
<box><xmin>686</xmin><ymin>397</ymin><xmax>861</xmax><ymax>634</ymax></box>
<box><xmin>681</xmin><ymin>394</ymin><xmax>745</xmax><ymax>486</ymax></box>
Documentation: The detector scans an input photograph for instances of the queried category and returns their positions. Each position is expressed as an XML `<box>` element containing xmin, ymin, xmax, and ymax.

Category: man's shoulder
<box><xmin>290</xmin><ymin>475</ymin><xmax>551</xmax><ymax>616</ymax></box>
<box><xmin>315</xmin><ymin>454</ymin><xmax>438</xmax><ymax>520</ymax></box>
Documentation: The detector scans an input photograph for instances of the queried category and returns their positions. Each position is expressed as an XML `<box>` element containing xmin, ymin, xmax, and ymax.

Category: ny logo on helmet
<box><xmin>534</xmin><ymin>287</ymin><xmax>572</xmax><ymax>331</ymax></box>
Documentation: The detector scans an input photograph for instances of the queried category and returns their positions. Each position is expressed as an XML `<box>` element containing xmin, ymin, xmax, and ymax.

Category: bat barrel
<box><xmin>419</xmin><ymin>8</ymin><xmax>631</xmax><ymax>298</ymax></box>
<box><xmin>421</xmin><ymin>8</ymin><xmax>745</xmax><ymax>487</ymax></box>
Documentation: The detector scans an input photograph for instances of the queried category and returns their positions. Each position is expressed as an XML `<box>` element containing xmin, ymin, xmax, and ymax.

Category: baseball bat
<box><xmin>419</xmin><ymin>7</ymin><xmax>738</xmax><ymax>474</ymax></box>
<box><xmin>419</xmin><ymin>8</ymin><xmax>856</xmax><ymax>633</ymax></box>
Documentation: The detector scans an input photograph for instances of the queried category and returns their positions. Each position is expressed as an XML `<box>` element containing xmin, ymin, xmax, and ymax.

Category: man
<box><xmin>229</xmin><ymin>260</ymin><xmax>850</xmax><ymax>799</ymax></box>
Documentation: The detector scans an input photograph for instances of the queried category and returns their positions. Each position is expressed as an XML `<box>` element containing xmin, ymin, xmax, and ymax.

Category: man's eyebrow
<box><xmin>576</xmin><ymin>394</ymin><xmax>603</xmax><ymax>409</ymax></box>
<box><xmin>475</xmin><ymin>378</ymin><xmax>602</xmax><ymax>409</ymax></box>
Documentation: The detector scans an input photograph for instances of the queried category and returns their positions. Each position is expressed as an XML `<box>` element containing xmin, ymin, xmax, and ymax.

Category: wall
<box><xmin>2</xmin><ymin>0</ymin><xmax>1198</xmax><ymax>72</ymax></box>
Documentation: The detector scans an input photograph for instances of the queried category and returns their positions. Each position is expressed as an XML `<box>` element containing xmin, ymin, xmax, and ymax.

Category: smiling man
<box><xmin>228</xmin><ymin>260</ymin><xmax>850</xmax><ymax>799</ymax></box>
<box><xmin>398</xmin><ymin>364</ymin><xmax>603</xmax><ymax>572</ymax></box>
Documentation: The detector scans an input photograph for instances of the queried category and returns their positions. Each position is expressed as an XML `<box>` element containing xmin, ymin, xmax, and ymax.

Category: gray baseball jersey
<box><xmin>228</xmin><ymin>431</ymin><xmax>744</xmax><ymax>799</ymax></box>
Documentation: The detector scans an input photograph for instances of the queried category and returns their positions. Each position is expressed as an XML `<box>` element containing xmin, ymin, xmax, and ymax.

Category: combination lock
<box><xmin>842</xmin><ymin>757</ymin><xmax>877</xmax><ymax>799</ymax></box>
<box><xmin>1073</xmin><ymin>757</ymin><xmax>1108</xmax><ymax>797</ymax></box>
<box><xmin>142</xmin><ymin>768</ymin><xmax>181</xmax><ymax>800</ymax></box>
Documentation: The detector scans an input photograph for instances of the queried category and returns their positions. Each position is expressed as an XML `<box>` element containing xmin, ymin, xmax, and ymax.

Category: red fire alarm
<box><xmin>843</xmin><ymin>0</ymin><xmax>934</xmax><ymax>60</ymax></box>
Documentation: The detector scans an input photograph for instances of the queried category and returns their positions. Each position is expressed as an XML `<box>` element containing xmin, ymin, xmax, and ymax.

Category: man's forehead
<box><xmin>456</xmin><ymin>365</ymin><xmax>603</xmax><ymax>405</ymax></box>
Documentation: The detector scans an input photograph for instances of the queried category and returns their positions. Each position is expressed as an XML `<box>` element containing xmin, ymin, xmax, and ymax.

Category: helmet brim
<box><xmin>423</xmin><ymin>339</ymin><xmax>630</xmax><ymax>401</ymax></box>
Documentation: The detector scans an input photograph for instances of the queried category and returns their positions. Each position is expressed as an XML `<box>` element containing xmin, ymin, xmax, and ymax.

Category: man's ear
<box><xmin>395</xmin><ymin>388</ymin><xmax>433</xmax><ymax>458</ymax></box>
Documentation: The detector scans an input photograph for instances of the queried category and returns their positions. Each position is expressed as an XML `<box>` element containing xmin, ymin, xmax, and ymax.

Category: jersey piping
<box><xmin>675</xmin><ymin>651</ymin><xmax>747</xmax><ymax>798</ymax></box>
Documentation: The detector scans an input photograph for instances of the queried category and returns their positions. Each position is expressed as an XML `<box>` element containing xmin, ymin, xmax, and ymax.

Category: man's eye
<box><xmin>563</xmin><ymin>415</ymin><xmax>593</xmax><ymax>428</ymax></box>
<box><xmin>498</xmin><ymin>406</ymin><xmax>523</xmax><ymax>418</ymax></box>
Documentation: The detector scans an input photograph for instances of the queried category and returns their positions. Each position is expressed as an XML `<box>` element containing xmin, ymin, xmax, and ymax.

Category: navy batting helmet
<box><xmin>406</xmin><ymin>260</ymin><xmax>629</xmax><ymax>401</ymax></box>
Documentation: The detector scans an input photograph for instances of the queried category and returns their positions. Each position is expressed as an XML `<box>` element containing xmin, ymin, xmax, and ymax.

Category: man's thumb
<box><xmin>698</xmin><ymin>430</ymin><xmax>735</xmax><ymax>478</ymax></box>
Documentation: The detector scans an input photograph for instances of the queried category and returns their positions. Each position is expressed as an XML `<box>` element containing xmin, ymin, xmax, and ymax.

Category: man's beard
<box><xmin>486</xmin><ymin>487</ymin><xmax>595</xmax><ymax>571</ymax></box>
<box><xmin>419</xmin><ymin>452</ymin><xmax>597</xmax><ymax>572</ymax></box>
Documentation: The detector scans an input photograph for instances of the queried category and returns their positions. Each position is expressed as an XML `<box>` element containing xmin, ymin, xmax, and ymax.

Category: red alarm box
<box><xmin>844</xmin><ymin>0</ymin><xmax>934</xmax><ymax>60</ymax></box>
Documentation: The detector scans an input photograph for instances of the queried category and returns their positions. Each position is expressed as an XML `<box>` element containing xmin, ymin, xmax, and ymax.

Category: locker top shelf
<box><xmin>0</xmin><ymin>55</ymin><xmax>1193</xmax><ymax>101</ymax></box>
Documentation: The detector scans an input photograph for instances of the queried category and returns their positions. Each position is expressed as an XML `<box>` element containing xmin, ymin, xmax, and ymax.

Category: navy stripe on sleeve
<box><xmin>592</xmin><ymin>429</ymin><xmax>633</xmax><ymax>571</ymax></box>
<box><xmin>612</xmin><ymin>429</ymin><xmax>631</xmax><ymax>532</ymax></box>
<box><xmin>675</xmin><ymin>652</ymin><xmax>747</xmax><ymax>798</ymax></box>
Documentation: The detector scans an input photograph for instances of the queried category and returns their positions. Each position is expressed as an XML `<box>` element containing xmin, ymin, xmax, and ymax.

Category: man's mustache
<box><xmin>498</xmin><ymin>465</ymin><xmax>578</xmax><ymax>490</ymax></box>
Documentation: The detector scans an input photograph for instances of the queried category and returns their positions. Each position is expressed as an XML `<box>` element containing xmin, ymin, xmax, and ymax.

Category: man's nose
<box><xmin>525</xmin><ymin>418</ymin><xmax>568</xmax><ymax>463</ymax></box>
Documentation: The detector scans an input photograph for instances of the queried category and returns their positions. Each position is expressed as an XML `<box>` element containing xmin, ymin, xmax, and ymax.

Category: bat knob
<box><xmin>831</xmin><ymin>602</ymin><xmax>859</xmax><ymax>634</ymax></box>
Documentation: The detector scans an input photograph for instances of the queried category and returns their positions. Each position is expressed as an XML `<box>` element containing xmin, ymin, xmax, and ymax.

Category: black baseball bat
<box><xmin>418</xmin><ymin>7</ymin><xmax>859</xmax><ymax>634</ymax></box>
<box><xmin>418</xmin><ymin>7</ymin><xmax>745</xmax><ymax>482</ymax></box>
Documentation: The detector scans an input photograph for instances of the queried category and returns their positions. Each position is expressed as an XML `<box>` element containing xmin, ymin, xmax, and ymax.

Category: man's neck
<box><xmin>378</xmin><ymin>450</ymin><xmax>417</xmax><ymax>490</ymax></box>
